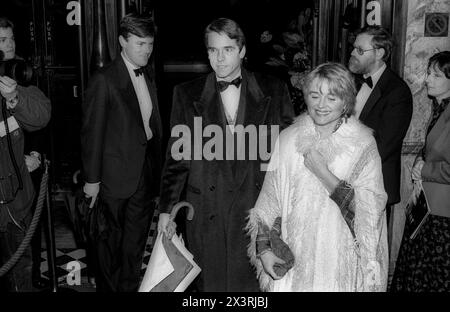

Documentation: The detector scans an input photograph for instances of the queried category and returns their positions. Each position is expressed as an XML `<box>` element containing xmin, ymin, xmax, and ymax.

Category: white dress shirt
<box><xmin>121</xmin><ymin>52</ymin><xmax>153</xmax><ymax>140</ymax></box>
<box><xmin>218</xmin><ymin>69</ymin><xmax>242</xmax><ymax>133</ymax></box>
<box><xmin>354</xmin><ymin>63</ymin><xmax>387</xmax><ymax>119</ymax></box>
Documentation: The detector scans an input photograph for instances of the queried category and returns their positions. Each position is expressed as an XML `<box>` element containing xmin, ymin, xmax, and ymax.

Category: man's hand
<box><xmin>157</xmin><ymin>212</ymin><xmax>177</xmax><ymax>239</ymax></box>
<box><xmin>25</xmin><ymin>154</ymin><xmax>41</xmax><ymax>172</ymax></box>
<box><xmin>83</xmin><ymin>182</ymin><xmax>100</xmax><ymax>208</ymax></box>
<box><xmin>0</xmin><ymin>76</ymin><xmax>18</xmax><ymax>109</ymax></box>
<box><xmin>260</xmin><ymin>250</ymin><xmax>285</xmax><ymax>280</ymax></box>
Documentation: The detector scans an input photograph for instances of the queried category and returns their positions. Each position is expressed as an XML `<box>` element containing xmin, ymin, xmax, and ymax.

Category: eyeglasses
<box><xmin>353</xmin><ymin>46</ymin><xmax>377</xmax><ymax>55</ymax></box>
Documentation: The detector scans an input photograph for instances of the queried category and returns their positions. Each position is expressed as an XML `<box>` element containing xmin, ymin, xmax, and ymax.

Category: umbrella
<box><xmin>139</xmin><ymin>201</ymin><xmax>201</xmax><ymax>292</ymax></box>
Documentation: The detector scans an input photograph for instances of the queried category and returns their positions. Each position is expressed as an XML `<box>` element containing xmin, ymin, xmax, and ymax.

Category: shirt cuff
<box><xmin>256</xmin><ymin>221</ymin><xmax>271</xmax><ymax>257</ymax></box>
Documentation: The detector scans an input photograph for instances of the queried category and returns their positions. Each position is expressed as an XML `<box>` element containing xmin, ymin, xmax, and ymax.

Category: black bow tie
<box><xmin>217</xmin><ymin>77</ymin><xmax>242</xmax><ymax>92</ymax></box>
<box><xmin>361</xmin><ymin>76</ymin><xmax>373</xmax><ymax>88</ymax></box>
<box><xmin>134</xmin><ymin>67</ymin><xmax>145</xmax><ymax>77</ymax></box>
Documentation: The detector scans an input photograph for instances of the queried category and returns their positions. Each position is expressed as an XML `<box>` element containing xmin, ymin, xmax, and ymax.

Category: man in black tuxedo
<box><xmin>348</xmin><ymin>26</ymin><xmax>413</xmax><ymax>225</ymax></box>
<box><xmin>81</xmin><ymin>14</ymin><xmax>162</xmax><ymax>292</ymax></box>
<box><xmin>157</xmin><ymin>18</ymin><xmax>294</xmax><ymax>291</ymax></box>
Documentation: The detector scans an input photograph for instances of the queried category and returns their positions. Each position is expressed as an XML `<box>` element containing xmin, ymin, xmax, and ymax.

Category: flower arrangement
<box><xmin>258</xmin><ymin>9</ymin><xmax>313</xmax><ymax>114</ymax></box>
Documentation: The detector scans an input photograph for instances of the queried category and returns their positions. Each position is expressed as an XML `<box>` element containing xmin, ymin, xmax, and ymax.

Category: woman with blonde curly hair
<box><xmin>246</xmin><ymin>62</ymin><xmax>388</xmax><ymax>292</ymax></box>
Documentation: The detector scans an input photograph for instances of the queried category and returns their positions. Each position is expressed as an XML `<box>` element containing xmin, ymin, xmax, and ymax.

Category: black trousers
<box><xmin>95</xmin><ymin>157</ymin><xmax>156</xmax><ymax>292</ymax></box>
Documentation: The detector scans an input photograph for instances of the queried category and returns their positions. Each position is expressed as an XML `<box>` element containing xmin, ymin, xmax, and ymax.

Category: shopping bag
<box><xmin>139</xmin><ymin>201</ymin><xmax>200</xmax><ymax>292</ymax></box>
<box><xmin>139</xmin><ymin>232</ymin><xmax>201</xmax><ymax>292</ymax></box>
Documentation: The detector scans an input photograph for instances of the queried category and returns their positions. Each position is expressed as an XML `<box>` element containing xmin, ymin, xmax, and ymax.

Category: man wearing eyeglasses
<box><xmin>348</xmin><ymin>26</ymin><xmax>412</xmax><ymax>227</ymax></box>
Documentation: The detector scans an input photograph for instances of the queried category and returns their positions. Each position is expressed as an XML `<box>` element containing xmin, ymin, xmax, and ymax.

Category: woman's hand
<box><xmin>304</xmin><ymin>149</ymin><xmax>339</xmax><ymax>193</ymax></box>
<box><xmin>412</xmin><ymin>159</ymin><xmax>425</xmax><ymax>181</ymax></box>
<box><xmin>260</xmin><ymin>250</ymin><xmax>285</xmax><ymax>280</ymax></box>
<box><xmin>304</xmin><ymin>149</ymin><xmax>327</xmax><ymax>176</ymax></box>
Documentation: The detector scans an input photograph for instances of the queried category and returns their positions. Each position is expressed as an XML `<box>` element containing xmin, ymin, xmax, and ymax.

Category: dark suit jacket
<box><xmin>81</xmin><ymin>57</ymin><xmax>162</xmax><ymax>199</ymax></box>
<box><xmin>359</xmin><ymin>67</ymin><xmax>413</xmax><ymax>205</ymax></box>
<box><xmin>159</xmin><ymin>68</ymin><xmax>294</xmax><ymax>291</ymax></box>
<box><xmin>422</xmin><ymin>98</ymin><xmax>450</xmax><ymax>218</ymax></box>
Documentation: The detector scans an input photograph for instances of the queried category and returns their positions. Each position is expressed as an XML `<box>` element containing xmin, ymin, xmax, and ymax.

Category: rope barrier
<box><xmin>0</xmin><ymin>160</ymin><xmax>49</xmax><ymax>277</ymax></box>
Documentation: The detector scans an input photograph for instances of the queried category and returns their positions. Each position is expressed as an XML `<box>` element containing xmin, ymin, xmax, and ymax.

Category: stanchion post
<box><xmin>43</xmin><ymin>158</ymin><xmax>58</xmax><ymax>292</ymax></box>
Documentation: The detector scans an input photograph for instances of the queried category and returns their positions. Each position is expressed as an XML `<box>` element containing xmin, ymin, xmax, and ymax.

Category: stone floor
<box><xmin>35</xmin><ymin>193</ymin><xmax>159</xmax><ymax>292</ymax></box>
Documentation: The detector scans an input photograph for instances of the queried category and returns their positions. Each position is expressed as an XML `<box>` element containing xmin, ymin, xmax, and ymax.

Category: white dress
<box><xmin>246</xmin><ymin>114</ymin><xmax>389</xmax><ymax>292</ymax></box>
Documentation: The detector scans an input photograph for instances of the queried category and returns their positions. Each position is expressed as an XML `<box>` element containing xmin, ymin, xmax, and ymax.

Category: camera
<box><xmin>0</xmin><ymin>51</ymin><xmax>34</xmax><ymax>86</ymax></box>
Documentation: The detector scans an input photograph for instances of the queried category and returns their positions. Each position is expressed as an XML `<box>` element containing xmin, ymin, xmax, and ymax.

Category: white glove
<box><xmin>83</xmin><ymin>182</ymin><xmax>100</xmax><ymax>208</ymax></box>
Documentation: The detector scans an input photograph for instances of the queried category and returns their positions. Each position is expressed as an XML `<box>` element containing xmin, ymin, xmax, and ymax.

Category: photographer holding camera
<box><xmin>0</xmin><ymin>17</ymin><xmax>51</xmax><ymax>292</ymax></box>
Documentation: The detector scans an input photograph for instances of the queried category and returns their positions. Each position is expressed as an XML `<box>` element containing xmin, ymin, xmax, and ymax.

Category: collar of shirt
<box><xmin>216</xmin><ymin>69</ymin><xmax>242</xmax><ymax>84</ymax></box>
<box><xmin>121</xmin><ymin>51</ymin><xmax>142</xmax><ymax>81</ymax></box>
<box><xmin>217</xmin><ymin>70</ymin><xmax>242</xmax><ymax>131</ymax></box>
<box><xmin>120</xmin><ymin>52</ymin><xmax>153</xmax><ymax>140</ymax></box>
<box><xmin>364</xmin><ymin>63</ymin><xmax>386</xmax><ymax>88</ymax></box>
<box><xmin>355</xmin><ymin>63</ymin><xmax>386</xmax><ymax>119</ymax></box>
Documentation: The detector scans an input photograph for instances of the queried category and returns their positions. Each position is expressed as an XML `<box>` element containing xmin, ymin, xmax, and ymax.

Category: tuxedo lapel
<box><xmin>115</xmin><ymin>57</ymin><xmax>146</xmax><ymax>135</ymax></box>
<box><xmin>192</xmin><ymin>71</ymin><xmax>271</xmax><ymax>188</ymax></box>
<box><xmin>359</xmin><ymin>69</ymin><xmax>389</xmax><ymax>121</ymax></box>
<box><xmin>242</xmin><ymin>71</ymin><xmax>271</xmax><ymax>127</ymax></box>
<box><xmin>193</xmin><ymin>73</ymin><xmax>234</xmax><ymax>182</ymax></box>
<box><xmin>193</xmin><ymin>73</ymin><xmax>225</xmax><ymax>128</ymax></box>
<box><xmin>359</xmin><ymin>87</ymin><xmax>381</xmax><ymax>121</ymax></box>
<box><xmin>233</xmin><ymin>69</ymin><xmax>271</xmax><ymax>189</ymax></box>
<box><xmin>143</xmin><ymin>71</ymin><xmax>162</xmax><ymax>138</ymax></box>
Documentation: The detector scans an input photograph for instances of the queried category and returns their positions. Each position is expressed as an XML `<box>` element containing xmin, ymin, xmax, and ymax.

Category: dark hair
<box><xmin>204</xmin><ymin>18</ymin><xmax>246</xmax><ymax>51</ymax></box>
<box><xmin>357</xmin><ymin>25</ymin><xmax>393</xmax><ymax>62</ymax></box>
<box><xmin>0</xmin><ymin>17</ymin><xmax>14</xmax><ymax>30</ymax></box>
<box><xmin>428</xmin><ymin>51</ymin><xmax>450</xmax><ymax>79</ymax></box>
<box><xmin>303</xmin><ymin>62</ymin><xmax>357</xmax><ymax>116</ymax></box>
<box><xmin>119</xmin><ymin>13</ymin><xmax>155</xmax><ymax>39</ymax></box>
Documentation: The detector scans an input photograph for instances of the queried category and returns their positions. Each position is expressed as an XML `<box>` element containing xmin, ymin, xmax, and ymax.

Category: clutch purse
<box><xmin>257</xmin><ymin>217</ymin><xmax>295</xmax><ymax>277</ymax></box>
<box><xmin>270</xmin><ymin>217</ymin><xmax>295</xmax><ymax>277</ymax></box>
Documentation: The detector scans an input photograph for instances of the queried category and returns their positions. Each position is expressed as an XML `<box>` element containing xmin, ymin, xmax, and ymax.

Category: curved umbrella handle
<box><xmin>169</xmin><ymin>201</ymin><xmax>194</xmax><ymax>221</ymax></box>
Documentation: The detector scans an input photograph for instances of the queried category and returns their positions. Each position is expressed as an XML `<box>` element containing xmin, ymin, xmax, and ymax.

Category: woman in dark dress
<box><xmin>392</xmin><ymin>51</ymin><xmax>450</xmax><ymax>292</ymax></box>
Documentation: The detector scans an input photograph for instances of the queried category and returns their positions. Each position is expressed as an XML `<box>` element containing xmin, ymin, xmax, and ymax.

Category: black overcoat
<box><xmin>159</xmin><ymin>68</ymin><xmax>294</xmax><ymax>291</ymax></box>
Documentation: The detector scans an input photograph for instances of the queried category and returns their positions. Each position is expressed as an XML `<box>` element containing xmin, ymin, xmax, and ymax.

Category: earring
<box><xmin>342</xmin><ymin>107</ymin><xmax>348</xmax><ymax>123</ymax></box>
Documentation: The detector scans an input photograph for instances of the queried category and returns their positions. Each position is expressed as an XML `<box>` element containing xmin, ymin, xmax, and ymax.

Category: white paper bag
<box><xmin>139</xmin><ymin>232</ymin><xmax>201</xmax><ymax>292</ymax></box>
